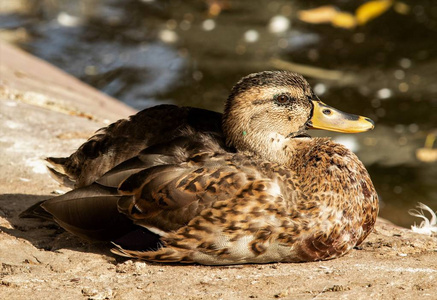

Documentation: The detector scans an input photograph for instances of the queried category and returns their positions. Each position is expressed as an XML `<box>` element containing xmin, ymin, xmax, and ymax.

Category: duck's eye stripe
<box><xmin>252</xmin><ymin>99</ymin><xmax>270</xmax><ymax>105</ymax></box>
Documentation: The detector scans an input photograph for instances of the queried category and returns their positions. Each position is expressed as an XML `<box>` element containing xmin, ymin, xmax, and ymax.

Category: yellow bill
<box><xmin>307</xmin><ymin>100</ymin><xmax>374</xmax><ymax>133</ymax></box>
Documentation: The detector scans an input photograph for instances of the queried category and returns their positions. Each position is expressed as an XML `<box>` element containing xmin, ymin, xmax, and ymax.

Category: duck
<box><xmin>22</xmin><ymin>71</ymin><xmax>378</xmax><ymax>265</ymax></box>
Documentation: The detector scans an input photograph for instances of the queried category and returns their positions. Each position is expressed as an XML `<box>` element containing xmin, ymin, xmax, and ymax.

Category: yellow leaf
<box><xmin>356</xmin><ymin>0</ymin><xmax>393</xmax><ymax>25</ymax></box>
<box><xmin>298</xmin><ymin>5</ymin><xmax>338</xmax><ymax>24</ymax></box>
<box><xmin>331</xmin><ymin>12</ymin><xmax>357</xmax><ymax>29</ymax></box>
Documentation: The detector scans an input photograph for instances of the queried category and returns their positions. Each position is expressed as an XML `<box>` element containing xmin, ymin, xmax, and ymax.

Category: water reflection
<box><xmin>0</xmin><ymin>0</ymin><xmax>436</xmax><ymax>227</ymax></box>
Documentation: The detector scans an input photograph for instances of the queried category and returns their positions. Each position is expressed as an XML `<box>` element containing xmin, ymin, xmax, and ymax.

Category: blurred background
<box><xmin>0</xmin><ymin>0</ymin><xmax>436</xmax><ymax>228</ymax></box>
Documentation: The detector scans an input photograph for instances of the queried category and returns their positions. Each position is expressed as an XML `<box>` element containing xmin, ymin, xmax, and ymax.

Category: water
<box><xmin>1</xmin><ymin>0</ymin><xmax>436</xmax><ymax>227</ymax></box>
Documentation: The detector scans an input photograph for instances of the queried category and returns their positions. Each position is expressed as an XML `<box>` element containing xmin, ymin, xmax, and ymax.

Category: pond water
<box><xmin>1</xmin><ymin>0</ymin><xmax>436</xmax><ymax>228</ymax></box>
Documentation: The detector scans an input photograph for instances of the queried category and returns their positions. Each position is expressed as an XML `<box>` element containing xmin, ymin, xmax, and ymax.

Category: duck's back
<box><xmin>48</xmin><ymin>105</ymin><xmax>223</xmax><ymax>188</ymax></box>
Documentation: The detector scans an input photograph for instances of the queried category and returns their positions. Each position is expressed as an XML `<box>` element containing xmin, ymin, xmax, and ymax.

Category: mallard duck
<box><xmin>22</xmin><ymin>71</ymin><xmax>378</xmax><ymax>265</ymax></box>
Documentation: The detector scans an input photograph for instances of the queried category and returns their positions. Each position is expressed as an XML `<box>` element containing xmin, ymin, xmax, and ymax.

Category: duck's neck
<box><xmin>222</xmin><ymin>108</ymin><xmax>312</xmax><ymax>165</ymax></box>
<box><xmin>229</xmin><ymin>130</ymin><xmax>310</xmax><ymax>166</ymax></box>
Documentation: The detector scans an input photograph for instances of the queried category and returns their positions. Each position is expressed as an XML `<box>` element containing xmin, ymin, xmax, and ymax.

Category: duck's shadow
<box><xmin>0</xmin><ymin>193</ymin><xmax>128</xmax><ymax>262</ymax></box>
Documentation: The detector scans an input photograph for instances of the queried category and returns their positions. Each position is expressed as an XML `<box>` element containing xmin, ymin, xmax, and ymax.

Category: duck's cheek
<box><xmin>250</xmin><ymin>118</ymin><xmax>286</xmax><ymax>138</ymax></box>
<box><xmin>248</xmin><ymin>112</ymin><xmax>273</xmax><ymax>131</ymax></box>
<box><xmin>285</xmin><ymin>113</ymin><xmax>311</xmax><ymax>133</ymax></box>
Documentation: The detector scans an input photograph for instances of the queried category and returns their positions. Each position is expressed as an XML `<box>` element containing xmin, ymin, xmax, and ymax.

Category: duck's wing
<box><xmin>111</xmin><ymin>179</ymin><xmax>293</xmax><ymax>265</ymax></box>
<box><xmin>23</xmin><ymin>134</ymin><xmax>257</xmax><ymax>245</ymax></box>
<box><xmin>47</xmin><ymin>105</ymin><xmax>223</xmax><ymax>188</ymax></box>
<box><xmin>113</xmin><ymin>151</ymin><xmax>253</xmax><ymax>234</ymax></box>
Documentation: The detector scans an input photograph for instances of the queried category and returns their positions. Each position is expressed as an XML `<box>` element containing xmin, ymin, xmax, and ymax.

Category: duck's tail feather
<box><xmin>20</xmin><ymin>184</ymin><xmax>137</xmax><ymax>241</ymax></box>
<box><xmin>19</xmin><ymin>200</ymin><xmax>54</xmax><ymax>220</ymax></box>
<box><xmin>47</xmin><ymin>166</ymin><xmax>75</xmax><ymax>188</ymax></box>
<box><xmin>46</xmin><ymin>157</ymin><xmax>75</xmax><ymax>188</ymax></box>
<box><xmin>46</xmin><ymin>156</ymin><xmax>67</xmax><ymax>172</ymax></box>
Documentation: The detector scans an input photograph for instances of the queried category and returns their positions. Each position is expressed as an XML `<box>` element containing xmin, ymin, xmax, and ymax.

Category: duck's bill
<box><xmin>307</xmin><ymin>100</ymin><xmax>374</xmax><ymax>133</ymax></box>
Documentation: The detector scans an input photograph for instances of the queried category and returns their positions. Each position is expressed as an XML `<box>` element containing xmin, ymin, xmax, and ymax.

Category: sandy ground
<box><xmin>1</xmin><ymin>41</ymin><xmax>437</xmax><ymax>300</ymax></box>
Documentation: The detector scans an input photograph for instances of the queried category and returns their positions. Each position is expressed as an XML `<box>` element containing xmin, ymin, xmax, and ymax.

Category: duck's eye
<box><xmin>275</xmin><ymin>94</ymin><xmax>292</xmax><ymax>105</ymax></box>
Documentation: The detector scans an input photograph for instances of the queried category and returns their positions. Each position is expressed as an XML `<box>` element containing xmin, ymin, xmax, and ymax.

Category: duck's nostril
<box><xmin>323</xmin><ymin>109</ymin><xmax>332</xmax><ymax>116</ymax></box>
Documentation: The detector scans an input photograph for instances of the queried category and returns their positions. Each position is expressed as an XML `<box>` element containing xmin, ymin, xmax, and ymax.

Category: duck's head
<box><xmin>222</xmin><ymin>71</ymin><xmax>374</xmax><ymax>160</ymax></box>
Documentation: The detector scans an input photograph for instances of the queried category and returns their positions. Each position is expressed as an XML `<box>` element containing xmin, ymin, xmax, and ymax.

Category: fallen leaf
<box><xmin>356</xmin><ymin>0</ymin><xmax>393</xmax><ymax>25</ymax></box>
<box><xmin>331</xmin><ymin>12</ymin><xmax>357</xmax><ymax>29</ymax></box>
<box><xmin>298</xmin><ymin>5</ymin><xmax>338</xmax><ymax>24</ymax></box>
